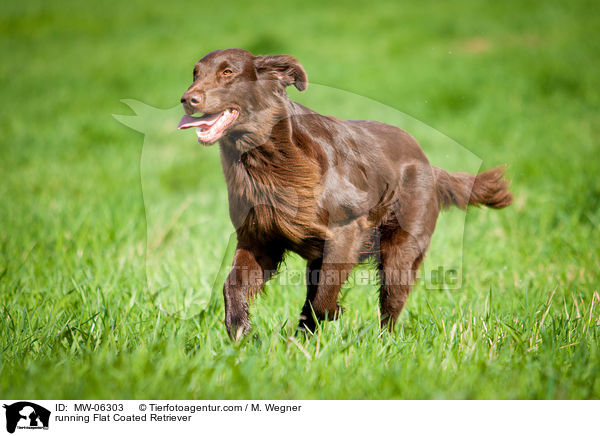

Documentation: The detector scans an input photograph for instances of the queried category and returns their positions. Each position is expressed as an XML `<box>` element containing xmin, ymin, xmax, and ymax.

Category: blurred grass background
<box><xmin>1</xmin><ymin>0</ymin><xmax>599</xmax><ymax>399</ymax></box>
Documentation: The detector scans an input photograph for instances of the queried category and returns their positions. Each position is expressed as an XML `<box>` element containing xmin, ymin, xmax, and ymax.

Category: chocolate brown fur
<box><xmin>179</xmin><ymin>48</ymin><xmax>513</xmax><ymax>340</ymax></box>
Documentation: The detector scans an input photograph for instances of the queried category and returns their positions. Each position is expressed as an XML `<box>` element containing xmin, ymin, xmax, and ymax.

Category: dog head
<box><xmin>179</xmin><ymin>48</ymin><xmax>307</xmax><ymax>145</ymax></box>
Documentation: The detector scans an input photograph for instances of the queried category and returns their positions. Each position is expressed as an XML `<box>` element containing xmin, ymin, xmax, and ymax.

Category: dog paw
<box><xmin>225</xmin><ymin>311</ymin><xmax>251</xmax><ymax>341</ymax></box>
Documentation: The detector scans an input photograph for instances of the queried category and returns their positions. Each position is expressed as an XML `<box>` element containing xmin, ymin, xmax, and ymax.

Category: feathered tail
<box><xmin>434</xmin><ymin>166</ymin><xmax>513</xmax><ymax>210</ymax></box>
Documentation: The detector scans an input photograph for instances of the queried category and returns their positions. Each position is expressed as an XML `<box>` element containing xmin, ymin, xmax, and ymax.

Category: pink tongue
<box><xmin>178</xmin><ymin>113</ymin><xmax>222</xmax><ymax>130</ymax></box>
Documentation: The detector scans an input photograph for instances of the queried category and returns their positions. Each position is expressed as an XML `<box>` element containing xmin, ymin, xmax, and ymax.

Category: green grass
<box><xmin>1</xmin><ymin>0</ymin><xmax>599</xmax><ymax>399</ymax></box>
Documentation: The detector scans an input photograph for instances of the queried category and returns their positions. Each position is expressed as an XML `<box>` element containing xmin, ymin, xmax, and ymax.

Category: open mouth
<box><xmin>177</xmin><ymin>108</ymin><xmax>239</xmax><ymax>144</ymax></box>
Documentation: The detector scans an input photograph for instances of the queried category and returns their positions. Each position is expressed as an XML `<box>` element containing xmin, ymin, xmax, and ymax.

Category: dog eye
<box><xmin>223</xmin><ymin>69</ymin><xmax>233</xmax><ymax>76</ymax></box>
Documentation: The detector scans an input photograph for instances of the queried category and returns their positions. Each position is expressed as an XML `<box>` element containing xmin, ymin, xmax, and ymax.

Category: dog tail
<box><xmin>433</xmin><ymin>165</ymin><xmax>513</xmax><ymax>210</ymax></box>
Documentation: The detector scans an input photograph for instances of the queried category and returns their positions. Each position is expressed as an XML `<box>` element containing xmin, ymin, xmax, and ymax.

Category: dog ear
<box><xmin>254</xmin><ymin>55</ymin><xmax>308</xmax><ymax>91</ymax></box>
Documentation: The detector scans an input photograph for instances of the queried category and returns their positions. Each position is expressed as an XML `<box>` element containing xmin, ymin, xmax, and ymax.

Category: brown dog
<box><xmin>178</xmin><ymin>48</ymin><xmax>512</xmax><ymax>340</ymax></box>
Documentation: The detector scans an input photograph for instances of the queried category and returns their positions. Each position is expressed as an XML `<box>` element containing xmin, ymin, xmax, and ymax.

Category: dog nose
<box><xmin>181</xmin><ymin>92</ymin><xmax>203</xmax><ymax>106</ymax></box>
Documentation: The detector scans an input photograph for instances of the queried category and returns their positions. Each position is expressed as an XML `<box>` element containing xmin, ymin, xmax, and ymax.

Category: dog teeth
<box><xmin>193</xmin><ymin>109</ymin><xmax>237</xmax><ymax>143</ymax></box>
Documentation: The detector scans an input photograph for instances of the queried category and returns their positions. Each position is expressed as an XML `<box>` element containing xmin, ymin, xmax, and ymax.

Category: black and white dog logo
<box><xmin>3</xmin><ymin>402</ymin><xmax>50</xmax><ymax>433</ymax></box>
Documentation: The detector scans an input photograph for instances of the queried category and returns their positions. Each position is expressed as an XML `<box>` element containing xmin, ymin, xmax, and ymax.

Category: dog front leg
<box><xmin>223</xmin><ymin>245</ymin><xmax>280</xmax><ymax>340</ymax></box>
<box><xmin>300</xmin><ymin>220</ymin><xmax>367</xmax><ymax>331</ymax></box>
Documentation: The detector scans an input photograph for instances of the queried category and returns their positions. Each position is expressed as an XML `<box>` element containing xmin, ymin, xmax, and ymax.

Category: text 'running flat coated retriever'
<box><xmin>178</xmin><ymin>48</ymin><xmax>512</xmax><ymax>340</ymax></box>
